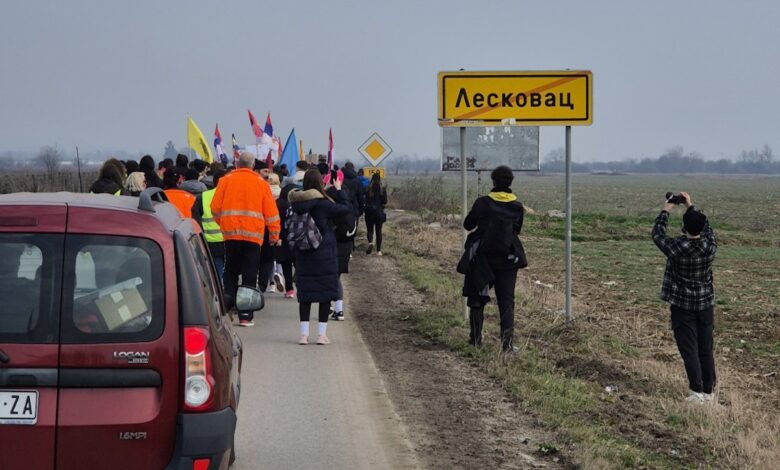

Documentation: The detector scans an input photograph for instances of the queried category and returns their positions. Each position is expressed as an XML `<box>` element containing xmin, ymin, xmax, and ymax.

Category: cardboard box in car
<box><xmin>94</xmin><ymin>288</ymin><xmax>147</xmax><ymax>331</ymax></box>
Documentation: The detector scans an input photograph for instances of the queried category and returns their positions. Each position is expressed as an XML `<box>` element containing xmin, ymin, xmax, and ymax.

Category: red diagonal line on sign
<box><xmin>452</xmin><ymin>76</ymin><xmax>579</xmax><ymax>121</ymax></box>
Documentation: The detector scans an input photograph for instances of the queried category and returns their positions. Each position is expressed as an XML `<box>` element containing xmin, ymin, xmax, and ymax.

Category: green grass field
<box><xmin>384</xmin><ymin>173</ymin><xmax>780</xmax><ymax>469</ymax></box>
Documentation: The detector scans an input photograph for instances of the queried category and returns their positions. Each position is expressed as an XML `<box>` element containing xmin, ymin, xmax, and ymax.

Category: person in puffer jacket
<box><xmin>288</xmin><ymin>169</ymin><xmax>352</xmax><ymax>345</ymax></box>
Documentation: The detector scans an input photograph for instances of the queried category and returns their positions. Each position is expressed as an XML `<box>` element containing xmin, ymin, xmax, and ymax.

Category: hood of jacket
<box><xmin>180</xmin><ymin>179</ymin><xmax>207</xmax><ymax>194</ymax></box>
<box><xmin>289</xmin><ymin>189</ymin><xmax>324</xmax><ymax>213</ymax></box>
<box><xmin>488</xmin><ymin>191</ymin><xmax>517</xmax><ymax>203</ymax></box>
<box><xmin>342</xmin><ymin>168</ymin><xmax>358</xmax><ymax>180</ymax></box>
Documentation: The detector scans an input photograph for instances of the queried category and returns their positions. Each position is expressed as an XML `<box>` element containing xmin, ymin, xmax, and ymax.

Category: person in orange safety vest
<box><xmin>210</xmin><ymin>151</ymin><xmax>281</xmax><ymax>326</ymax></box>
<box><xmin>163</xmin><ymin>168</ymin><xmax>196</xmax><ymax>218</ymax></box>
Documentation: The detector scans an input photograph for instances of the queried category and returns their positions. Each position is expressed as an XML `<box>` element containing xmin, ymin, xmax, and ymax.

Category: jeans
<box><xmin>224</xmin><ymin>240</ymin><xmax>261</xmax><ymax>321</ymax></box>
<box><xmin>279</xmin><ymin>260</ymin><xmax>294</xmax><ymax>292</ymax></box>
<box><xmin>671</xmin><ymin>305</ymin><xmax>716</xmax><ymax>393</ymax></box>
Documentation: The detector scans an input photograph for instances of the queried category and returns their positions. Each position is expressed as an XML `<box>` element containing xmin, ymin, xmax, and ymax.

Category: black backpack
<box><xmin>333</xmin><ymin>211</ymin><xmax>358</xmax><ymax>242</ymax></box>
<box><xmin>480</xmin><ymin>200</ymin><xmax>527</xmax><ymax>267</ymax></box>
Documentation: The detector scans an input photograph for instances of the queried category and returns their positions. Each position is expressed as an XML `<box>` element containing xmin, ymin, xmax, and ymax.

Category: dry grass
<box><xmin>387</xmin><ymin>213</ymin><xmax>780</xmax><ymax>468</ymax></box>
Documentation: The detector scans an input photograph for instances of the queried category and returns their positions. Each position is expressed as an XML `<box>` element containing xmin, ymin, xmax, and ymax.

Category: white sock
<box><xmin>318</xmin><ymin>322</ymin><xmax>327</xmax><ymax>336</ymax></box>
<box><xmin>300</xmin><ymin>322</ymin><xmax>309</xmax><ymax>336</ymax></box>
<box><xmin>335</xmin><ymin>300</ymin><xmax>344</xmax><ymax>313</ymax></box>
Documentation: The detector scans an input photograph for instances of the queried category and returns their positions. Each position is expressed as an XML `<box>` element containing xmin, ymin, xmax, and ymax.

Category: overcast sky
<box><xmin>1</xmin><ymin>0</ymin><xmax>779</xmax><ymax>162</ymax></box>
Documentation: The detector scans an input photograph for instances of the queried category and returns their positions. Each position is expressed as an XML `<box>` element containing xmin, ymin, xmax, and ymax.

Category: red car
<box><xmin>0</xmin><ymin>189</ymin><xmax>261</xmax><ymax>470</ymax></box>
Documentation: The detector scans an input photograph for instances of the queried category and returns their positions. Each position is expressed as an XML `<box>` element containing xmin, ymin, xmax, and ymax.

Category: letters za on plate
<box><xmin>0</xmin><ymin>390</ymin><xmax>38</xmax><ymax>425</ymax></box>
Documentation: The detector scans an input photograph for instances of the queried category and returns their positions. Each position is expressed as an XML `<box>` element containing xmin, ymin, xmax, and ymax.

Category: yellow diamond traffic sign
<box><xmin>358</xmin><ymin>132</ymin><xmax>392</xmax><ymax>167</ymax></box>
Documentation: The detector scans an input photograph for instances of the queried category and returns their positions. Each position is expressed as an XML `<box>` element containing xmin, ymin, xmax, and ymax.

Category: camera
<box><xmin>665</xmin><ymin>192</ymin><xmax>686</xmax><ymax>205</ymax></box>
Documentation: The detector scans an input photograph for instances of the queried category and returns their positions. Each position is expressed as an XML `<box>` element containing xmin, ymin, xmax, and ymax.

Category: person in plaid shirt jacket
<box><xmin>652</xmin><ymin>192</ymin><xmax>717</xmax><ymax>403</ymax></box>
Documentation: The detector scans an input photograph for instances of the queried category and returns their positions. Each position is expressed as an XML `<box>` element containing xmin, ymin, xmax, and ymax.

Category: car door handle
<box><xmin>0</xmin><ymin>368</ymin><xmax>58</xmax><ymax>387</ymax></box>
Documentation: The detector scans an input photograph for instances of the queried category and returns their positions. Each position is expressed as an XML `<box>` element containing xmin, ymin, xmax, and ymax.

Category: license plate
<box><xmin>0</xmin><ymin>391</ymin><xmax>38</xmax><ymax>425</ymax></box>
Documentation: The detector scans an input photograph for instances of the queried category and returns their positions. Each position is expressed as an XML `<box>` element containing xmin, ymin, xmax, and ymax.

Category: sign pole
<box><xmin>564</xmin><ymin>125</ymin><xmax>573</xmax><ymax>324</ymax></box>
<box><xmin>460</xmin><ymin>126</ymin><xmax>469</xmax><ymax>319</ymax></box>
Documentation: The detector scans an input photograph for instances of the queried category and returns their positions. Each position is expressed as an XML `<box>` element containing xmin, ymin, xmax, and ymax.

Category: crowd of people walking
<box><xmin>89</xmin><ymin>152</ymin><xmax>388</xmax><ymax>345</ymax></box>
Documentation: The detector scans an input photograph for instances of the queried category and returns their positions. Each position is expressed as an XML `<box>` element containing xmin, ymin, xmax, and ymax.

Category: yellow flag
<box><xmin>187</xmin><ymin>116</ymin><xmax>214</xmax><ymax>163</ymax></box>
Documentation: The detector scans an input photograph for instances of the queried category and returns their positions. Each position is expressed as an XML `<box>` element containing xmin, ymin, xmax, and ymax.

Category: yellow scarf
<box><xmin>488</xmin><ymin>191</ymin><xmax>517</xmax><ymax>203</ymax></box>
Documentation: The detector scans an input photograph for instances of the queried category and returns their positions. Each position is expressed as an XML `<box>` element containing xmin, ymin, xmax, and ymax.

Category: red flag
<box><xmin>328</xmin><ymin>128</ymin><xmax>334</xmax><ymax>171</ymax></box>
<box><xmin>248</xmin><ymin>109</ymin><xmax>263</xmax><ymax>140</ymax></box>
<box><xmin>266</xmin><ymin>149</ymin><xmax>273</xmax><ymax>169</ymax></box>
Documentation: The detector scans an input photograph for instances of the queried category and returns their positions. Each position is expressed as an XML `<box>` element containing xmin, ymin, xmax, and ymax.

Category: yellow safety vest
<box><xmin>201</xmin><ymin>189</ymin><xmax>225</xmax><ymax>243</ymax></box>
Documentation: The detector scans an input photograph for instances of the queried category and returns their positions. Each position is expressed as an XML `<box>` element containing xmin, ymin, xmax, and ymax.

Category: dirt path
<box><xmin>344</xmin><ymin>251</ymin><xmax>569</xmax><ymax>470</ymax></box>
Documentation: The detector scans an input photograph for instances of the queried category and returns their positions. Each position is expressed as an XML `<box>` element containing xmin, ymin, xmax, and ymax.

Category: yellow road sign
<box><xmin>362</xmin><ymin>167</ymin><xmax>385</xmax><ymax>179</ymax></box>
<box><xmin>358</xmin><ymin>132</ymin><xmax>393</xmax><ymax>166</ymax></box>
<box><xmin>438</xmin><ymin>70</ymin><xmax>592</xmax><ymax>127</ymax></box>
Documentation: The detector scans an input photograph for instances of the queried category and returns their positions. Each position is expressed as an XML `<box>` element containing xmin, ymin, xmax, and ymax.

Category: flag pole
<box><xmin>75</xmin><ymin>145</ymin><xmax>83</xmax><ymax>192</ymax></box>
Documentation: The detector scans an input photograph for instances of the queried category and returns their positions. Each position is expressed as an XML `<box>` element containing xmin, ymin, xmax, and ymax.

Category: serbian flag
<box><xmin>264</xmin><ymin>113</ymin><xmax>273</xmax><ymax>138</ymax></box>
<box><xmin>214</xmin><ymin>124</ymin><xmax>228</xmax><ymax>166</ymax></box>
<box><xmin>327</xmin><ymin>128</ymin><xmax>334</xmax><ymax>171</ymax></box>
<box><xmin>248</xmin><ymin>109</ymin><xmax>263</xmax><ymax>140</ymax></box>
<box><xmin>231</xmin><ymin>133</ymin><xmax>241</xmax><ymax>166</ymax></box>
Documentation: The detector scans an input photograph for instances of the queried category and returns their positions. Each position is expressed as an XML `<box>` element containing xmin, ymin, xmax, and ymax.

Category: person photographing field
<box><xmin>652</xmin><ymin>191</ymin><xmax>717</xmax><ymax>403</ymax></box>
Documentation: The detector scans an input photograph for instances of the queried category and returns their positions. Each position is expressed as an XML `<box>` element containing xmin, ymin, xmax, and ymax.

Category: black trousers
<box><xmin>299</xmin><ymin>302</ymin><xmax>331</xmax><ymax>323</ymax></box>
<box><xmin>224</xmin><ymin>240</ymin><xmax>261</xmax><ymax>321</ymax></box>
<box><xmin>366</xmin><ymin>220</ymin><xmax>383</xmax><ymax>251</ymax></box>
<box><xmin>470</xmin><ymin>267</ymin><xmax>518</xmax><ymax>349</ymax></box>
<box><xmin>671</xmin><ymin>305</ymin><xmax>716</xmax><ymax>394</ymax></box>
<box><xmin>280</xmin><ymin>260</ymin><xmax>294</xmax><ymax>292</ymax></box>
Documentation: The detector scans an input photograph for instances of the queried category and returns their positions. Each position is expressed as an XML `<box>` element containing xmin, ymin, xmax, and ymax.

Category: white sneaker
<box><xmin>685</xmin><ymin>391</ymin><xmax>705</xmax><ymax>403</ymax></box>
<box><xmin>702</xmin><ymin>392</ymin><xmax>714</xmax><ymax>402</ymax></box>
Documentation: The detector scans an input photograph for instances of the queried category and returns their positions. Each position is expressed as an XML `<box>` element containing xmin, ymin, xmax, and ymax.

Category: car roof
<box><xmin>0</xmin><ymin>192</ymin><xmax>184</xmax><ymax>232</ymax></box>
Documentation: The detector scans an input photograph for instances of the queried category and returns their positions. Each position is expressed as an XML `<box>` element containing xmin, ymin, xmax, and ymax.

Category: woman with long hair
<box><xmin>364</xmin><ymin>173</ymin><xmax>388</xmax><ymax>256</ymax></box>
<box><xmin>89</xmin><ymin>158</ymin><xmax>127</xmax><ymax>195</ymax></box>
<box><xmin>288</xmin><ymin>169</ymin><xmax>352</xmax><ymax>345</ymax></box>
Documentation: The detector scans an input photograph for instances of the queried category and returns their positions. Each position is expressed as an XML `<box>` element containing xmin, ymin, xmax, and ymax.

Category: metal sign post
<box><xmin>460</xmin><ymin>127</ymin><xmax>468</xmax><ymax>319</ymax></box>
<box><xmin>564</xmin><ymin>126</ymin><xmax>573</xmax><ymax>323</ymax></box>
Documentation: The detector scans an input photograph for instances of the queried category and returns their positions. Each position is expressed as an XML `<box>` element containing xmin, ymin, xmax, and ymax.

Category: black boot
<box><xmin>469</xmin><ymin>308</ymin><xmax>484</xmax><ymax>347</ymax></box>
<box><xmin>501</xmin><ymin>329</ymin><xmax>515</xmax><ymax>352</ymax></box>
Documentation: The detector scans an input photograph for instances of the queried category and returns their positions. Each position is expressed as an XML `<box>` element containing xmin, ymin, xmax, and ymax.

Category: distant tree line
<box><xmin>541</xmin><ymin>145</ymin><xmax>779</xmax><ymax>174</ymax></box>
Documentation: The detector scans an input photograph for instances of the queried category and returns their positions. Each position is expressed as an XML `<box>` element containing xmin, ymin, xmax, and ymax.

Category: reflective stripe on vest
<box><xmin>201</xmin><ymin>189</ymin><xmax>225</xmax><ymax>243</ymax></box>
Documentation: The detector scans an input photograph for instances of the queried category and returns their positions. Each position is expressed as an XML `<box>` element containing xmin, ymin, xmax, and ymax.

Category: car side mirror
<box><xmin>235</xmin><ymin>286</ymin><xmax>264</xmax><ymax>312</ymax></box>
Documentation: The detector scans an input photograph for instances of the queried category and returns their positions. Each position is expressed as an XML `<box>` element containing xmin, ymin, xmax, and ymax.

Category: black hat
<box><xmin>491</xmin><ymin>165</ymin><xmax>514</xmax><ymax>189</ymax></box>
<box><xmin>683</xmin><ymin>208</ymin><xmax>707</xmax><ymax>236</ymax></box>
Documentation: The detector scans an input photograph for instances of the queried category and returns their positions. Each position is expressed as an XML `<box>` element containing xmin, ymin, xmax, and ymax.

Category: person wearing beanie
<box><xmin>460</xmin><ymin>165</ymin><xmax>526</xmax><ymax>352</ymax></box>
<box><xmin>652</xmin><ymin>192</ymin><xmax>717</xmax><ymax>403</ymax></box>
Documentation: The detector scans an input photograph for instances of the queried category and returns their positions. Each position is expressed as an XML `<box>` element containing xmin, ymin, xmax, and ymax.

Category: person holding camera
<box><xmin>652</xmin><ymin>191</ymin><xmax>717</xmax><ymax>403</ymax></box>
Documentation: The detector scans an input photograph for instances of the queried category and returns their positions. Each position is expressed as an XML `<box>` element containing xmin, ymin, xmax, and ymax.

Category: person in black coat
<box><xmin>364</xmin><ymin>173</ymin><xmax>388</xmax><ymax>255</ymax></box>
<box><xmin>341</xmin><ymin>161</ymin><xmax>365</xmax><ymax>216</ymax></box>
<box><xmin>462</xmin><ymin>165</ymin><xmax>525</xmax><ymax>351</ymax></box>
<box><xmin>139</xmin><ymin>155</ymin><xmax>163</xmax><ymax>189</ymax></box>
<box><xmin>275</xmin><ymin>184</ymin><xmax>297</xmax><ymax>297</ymax></box>
<box><xmin>90</xmin><ymin>158</ymin><xmax>127</xmax><ymax>195</ymax></box>
<box><xmin>289</xmin><ymin>169</ymin><xmax>352</xmax><ymax>345</ymax></box>
<box><xmin>326</xmin><ymin>179</ymin><xmax>358</xmax><ymax>321</ymax></box>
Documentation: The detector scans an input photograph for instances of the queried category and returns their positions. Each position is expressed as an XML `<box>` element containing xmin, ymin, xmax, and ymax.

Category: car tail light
<box><xmin>193</xmin><ymin>458</ymin><xmax>210</xmax><ymax>470</ymax></box>
<box><xmin>183</xmin><ymin>327</ymin><xmax>214</xmax><ymax>411</ymax></box>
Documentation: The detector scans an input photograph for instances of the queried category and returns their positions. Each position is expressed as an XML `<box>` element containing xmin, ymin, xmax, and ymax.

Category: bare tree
<box><xmin>35</xmin><ymin>146</ymin><xmax>62</xmax><ymax>174</ymax></box>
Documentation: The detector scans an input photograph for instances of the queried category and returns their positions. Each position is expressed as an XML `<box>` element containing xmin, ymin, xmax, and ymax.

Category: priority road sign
<box><xmin>358</xmin><ymin>132</ymin><xmax>393</xmax><ymax>167</ymax></box>
<box><xmin>438</xmin><ymin>70</ymin><xmax>593</xmax><ymax>127</ymax></box>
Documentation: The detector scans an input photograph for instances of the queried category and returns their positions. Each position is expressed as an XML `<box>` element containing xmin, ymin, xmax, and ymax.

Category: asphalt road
<box><xmin>231</xmin><ymin>294</ymin><xmax>419</xmax><ymax>470</ymax></box>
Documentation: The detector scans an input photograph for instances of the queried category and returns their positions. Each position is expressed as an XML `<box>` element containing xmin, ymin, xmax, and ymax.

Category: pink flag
<box><xmin>328</xmin><ymin>128</ymin><xmax>334</xmax><ymax>171</ymax></box>
<box><xmin>266</xmin><ymin>149</ymin><xmax>273</xmax><ymax>169</ymax></box>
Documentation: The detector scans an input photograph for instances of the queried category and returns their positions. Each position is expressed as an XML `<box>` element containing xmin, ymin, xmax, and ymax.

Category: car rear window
<box><xmin>61</xmin><ymin>235</ymin><xmax>164</xmax><ymax>344</ymax></box>
<box><xmin>0</xmin><ymin>234</ymin><xmax>62</xmax><ymax>344</ymax></box>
